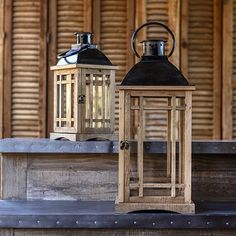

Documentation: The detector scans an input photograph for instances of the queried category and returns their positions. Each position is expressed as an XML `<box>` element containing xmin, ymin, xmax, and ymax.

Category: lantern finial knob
<box><xmin>74</xmin><ymin>32</ymin><xmax>93</xmax><ymax>45</ymax></box>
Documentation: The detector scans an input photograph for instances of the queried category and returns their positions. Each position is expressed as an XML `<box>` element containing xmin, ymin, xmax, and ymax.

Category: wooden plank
<box><xmin>53</xmin><ymin>73</ymin><xmax>57</xmax><ymax>131</ymax></box>
<box><xmin>179</xmin><ymin>98</ymin><xmax>184</xmax><ymax>184</ymax></box>
<box><xmin>184</xmin><ymin>91</ymin><xmax>192</xmax><ymax>203</ymax></box>
<box><xmin>83</xmin><ymin>0</ymin><xmax>92</xmax><ymax>32</ymax></box>
<box><xmin>130</xmin><ymin>183</ymin><xmax>184</xmax><ymax>189</ymax></box>
<box><xmin>124</xmin><ymin>92</ymin><xmax>131</xmax><ymax>202</ymax></box>
<box><xmin>118</xmin><ymin>90</ymin><xmax>125</xmax><ymax>202</ymax></box>
<box><xmin>129</xmin><ymin>196</ymin><xmax>185</xmax><ymax>204</ymax></box>
<box><xmin>1</xmin><ymin>152</ymin><xmax>236</xmax><ymax>202</ymax></box>
<box><xmin>118</xmin><ymin>86</ymin><xmax>195</xmax><ymax>91</ymax></box>
<box><xmin>167</xmin><ymin>98</ymin><xmax>171</xmax><ymax>178</ymax></box>
<box><xmin>168</xmin><ymin>0</ymin><xmax>180</xmax><ymax>67</ymax></box>
<box><xmin>1</xmin><ymin>154</ymin><xmax>28</xmax><ymax>199</ymax></box>
<box><xmin>89</xmin><ymin>74</ymin><xmax>93</xmax><ymax>128</ymax></box>
<box><xmin>47</xmin><ymin>0</ymin><xmax>57</xmax><ymax>136</ymax></box>
<box><xmin>135</xmin><ymin>0</ymin><xmax>146</xmax><ymax>63</ymax></box>
<box><xmin>3</xmin><ymin>0</ymin><xmax>12</xmax><ymax>137</ymax></box>
<box><xmin>171</xmin><ymin>96</ymin><xmax>176</xmax><ymax>197</ymax></box>
<box><xmin>222</xmin><ymin>0</ymin><xmax>233</xmax><ymax>139</ymax></box>
<box><xmin>102</xmin><ymin>75</ymin><xmax>106</xmax><ymax>128</ymax></box>
<box><xmin>109</xmin><ymin>70</ymin><xmax>115</xmax><ymax>132</ymax></box>
<box><xmin>92</xmin><ymin>0</ymin><xmax>100</xmax><ymax>46</ymax></box>
<box><xmin>95</xmin><ymin>76</ymin><xmax>98</xmax><ymax>128</ymax></box>
<box><xmin>66</xmin><ymin>75</ymin><xmax>72</xmax><ymax>128</ymax></box>
<box><xmin>0</xmin><ymin>0</ymin><xmax>4</xmax><ymax>138</ymax></box>
<box><xmin>27</xmin><ymin>169</ymin><xmax>117</xmax><ymax>201</ymax></box>
<box><xmin>213</xmin><ymin>0</ymin><xmax>222</xmax><ymax>139</ymax></box>
<box><xmin>0</xmin><ymin>230</ymin><xmax>13</xmax><ymax>236</ymax></box>
<box><xmin>127</xmin><ymin>0</ymin><xmax>135</xmax><ymax>70</ymax></box>
<box><xmin>39</xmin><ymin>0</ymin><xmax>48</xmax><ymax>138</ymax></box>
<box><xmin>180</xmin><ymin>0</ymin><xmax>189</xmax><ymax>78</ymax></box>
<box><xmin>138</xmin><ymin>96</ymin><xmax>144</xmax><ymax>197</ymax></box>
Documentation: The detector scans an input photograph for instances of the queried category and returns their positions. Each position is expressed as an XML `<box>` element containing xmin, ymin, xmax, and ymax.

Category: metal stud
<box><xmin>226</xmin><ymin>222</ymin><xmax>229</xmax><ymax>225</ymax></box>
<box><xmin>206</xmin><ymin>221</ymin><xmax>210</xmax><ymax>225</ymax></box>
<box><xmin>188</xmin><ymin>221</ymin><xmax>191</xmax><ymax>225</ymax></box>
<box><xmin>18</xmin><ymin>220</ymin><xmax>22</xmax><ymax>224</ymax></box>
<box><xmin>114</xmin><ymin>221</ymin><xmax>118</xmax><ymax>224</ymax></box>
<box><xmin>76</xmin><ymin>220</ymin><xmax>79</xmax><ymax>224</ymax></box>
<box><xmin>56</xmin><ymin>221</ymin><xmax>60</xmax><ymax>225</ymax></box>
<box><xmin>134</xmin><ymin>221</ymin><xmax>137</xmax><ymax>225</ymax></box>
<box><xmin>152</xmin><ymin>222</ymin><xmax>156</xmax><ymax>226</ymax></box>
<box><xmin>170</xmin><ymin>221</ymin><xmax>174</xmax><ymax>225</ymax></box>
<box><xmin>94</xmin><ymin>221</ymin><xmax>97</xmax><ymax>224</ymax></box>
<box><xmin>37</xmin><ymin>220</ymin><xmax>40</xmax><ymax>224</ymax></box>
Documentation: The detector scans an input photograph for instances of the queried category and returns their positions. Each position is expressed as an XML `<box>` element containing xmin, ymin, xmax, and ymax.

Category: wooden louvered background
<box><xmin>188</xmin><ymin>0</ymin><xmax>214</xmax><ymax>139</ymax></box>
<box><xmin>100</xmin><ymin>0</ymin><xmax>128</xmax><ymax>132</ymax></box>
<box><xmin>57</xmin><ymin>0</ymin><xmax>84</xmax><ymax>55</ymax></box>
<box><xmin>0</xmin><ymin>0</ymin><xmax>235</xmax><ymax>139</ymax></box>
<box><xmin>11</xmin><ymin>0</ymin><xmax>41</xmax><ymax>137</ymax></box>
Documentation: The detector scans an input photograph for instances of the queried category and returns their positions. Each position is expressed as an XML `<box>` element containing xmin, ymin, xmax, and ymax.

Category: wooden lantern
<box><xmin>116</xmin><ymin>22</ymin><xmax>195</xmax><ymax>213</ymax></box>
<box><xmin>50</xmin><ymin>32</ymin><xmax>118</xmax><ymax>141</ymax></box>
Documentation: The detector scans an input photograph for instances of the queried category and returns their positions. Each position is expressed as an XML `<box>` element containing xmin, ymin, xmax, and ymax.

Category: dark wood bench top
<box><xmin>0</xmin><ymin>200</ymin><xmax>234</xmax><ymax>229</ymax></box>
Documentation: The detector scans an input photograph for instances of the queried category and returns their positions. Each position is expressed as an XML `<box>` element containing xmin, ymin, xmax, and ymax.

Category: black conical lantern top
<box><xmin>121</xmin><ymin>22</ymin><xmax>189</xmax><ymax>86</ymax></box>
<box><xmin>57</xmin><ymin>32</ymin><xmax>112</xmax><ymax>66</ymax></box>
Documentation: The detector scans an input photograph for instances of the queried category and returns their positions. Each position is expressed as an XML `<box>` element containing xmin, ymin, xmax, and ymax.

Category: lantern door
<box><xmin>53</xmin><ymin>69</ymin><xmax>79</xmax><ymax>133</ymax></box>
<box><xmin>118</xmin><ymin>89</ymin><xmax>194</xmax><ymax>213</ymax></box>
<box><xmin>81</xmin><ymin>68</ymin><xmax>115</xmax><ymax>135</ymax></box>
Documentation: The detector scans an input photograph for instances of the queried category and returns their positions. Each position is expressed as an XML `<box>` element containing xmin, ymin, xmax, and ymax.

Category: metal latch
<box><xmin>78</xmin><ymin>95</ymin><xmax>86</xmax><ymax>104</ymax></box>
<box><xmin>120</xmin><ymin>140</ymin><xmax>130</xmax><ymax>150</ymax></box>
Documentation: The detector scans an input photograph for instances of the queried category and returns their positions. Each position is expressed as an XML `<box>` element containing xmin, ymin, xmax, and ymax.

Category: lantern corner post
<box><xmin>117</xmin><ymin>89</ymin><xmax>125</xmax><ymax>203</ymax></box>
<box><xmin>184</xmin><ymin>90</ymin><xmax>193</xmax><ymax>204</ymax></box>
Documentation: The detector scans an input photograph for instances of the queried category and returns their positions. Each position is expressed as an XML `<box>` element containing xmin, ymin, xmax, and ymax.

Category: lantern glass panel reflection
<box><xmin>85</xmin><ymin>73</ymin><xmax>110</xmax><ymax>129</ymax></box>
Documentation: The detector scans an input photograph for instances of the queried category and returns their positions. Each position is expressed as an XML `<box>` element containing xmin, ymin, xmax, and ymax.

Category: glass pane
<box><xmin>85</xmin><ymin>73</ymin><xmax>111</xmax><ymax>129</ymax></box>
<box><xmin>61</xmin><ymin>83</ymin><xmax>66</xmax><ymax>119</ymax></box>
<box><xmin>128</xmin><ymin>95</ymin><xmax>185</xmax><ymax>199</ymax></box>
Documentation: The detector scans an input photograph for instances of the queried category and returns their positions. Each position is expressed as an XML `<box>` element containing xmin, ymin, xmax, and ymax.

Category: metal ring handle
<box><xmin>131</xmin><ymin>21</ymin><xmax>176</xmax><ymax>58</ymax></box>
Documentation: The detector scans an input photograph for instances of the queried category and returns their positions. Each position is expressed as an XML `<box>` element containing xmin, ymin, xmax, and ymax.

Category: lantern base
<box><xmin>50</xmin><ymin>132</ymin><xmax>118</xmax><ymax>141</ymax></box>
<box><xmin>115</xmin><ymin>202</ymin><xmax>195</xmax><ymax>214</ymax></box>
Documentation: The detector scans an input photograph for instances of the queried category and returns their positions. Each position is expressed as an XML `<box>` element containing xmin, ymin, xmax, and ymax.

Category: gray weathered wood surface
<box><xmin>1</xmin><ymin>153</ymin><xmax>235</xmax><ymax>201</ymax></box>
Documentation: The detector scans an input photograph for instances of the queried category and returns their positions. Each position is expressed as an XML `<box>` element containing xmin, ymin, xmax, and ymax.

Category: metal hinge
<box><xmin>120</xmin><ymin>140</ymin><xmax>130</xmax><ymax>150</ymax></box>
<box><xmin>78</xmin><ymin>95</ymin><xmax>86</xmax><ymax>104</ymax></box>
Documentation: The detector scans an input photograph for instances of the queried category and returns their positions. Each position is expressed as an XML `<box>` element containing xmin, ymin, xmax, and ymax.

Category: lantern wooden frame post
<box><xmin>116</xmin><ymin>86</ymin><xmax>195</xmax><ymax>214</ymax></box>
<box><xmin>50</xmin><ymin>64</ymin><xmax>118</xmax><ymax>141</ymax></box>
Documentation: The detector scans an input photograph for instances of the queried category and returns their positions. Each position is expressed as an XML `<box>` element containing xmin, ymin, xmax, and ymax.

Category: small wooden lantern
<box><xmin>50</xmin><ymin>32</ymin><xmax>118</xmax><ymax>141</ymax></box>
<box><xmin>116</xmin><ymin>22</ymin><xmax>195</xmax><ymax>214</ymax></box>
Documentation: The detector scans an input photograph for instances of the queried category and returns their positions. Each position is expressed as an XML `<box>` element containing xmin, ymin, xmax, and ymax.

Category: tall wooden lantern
<box><xmin>116</xmin><ymin>22</ymin><xmax>195</xmax><ymax>213</ymax></box>
<box><xmin>50</xmin><ymin>32</ymin><xmax>118</xmax><ymax>141</ymax></box>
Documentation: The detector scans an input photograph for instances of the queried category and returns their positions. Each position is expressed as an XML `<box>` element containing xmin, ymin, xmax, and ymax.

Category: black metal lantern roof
<box><xmin>121</xmin><ymin>22</ymin><xmax>190</xmax><ymax>86</ymax></box>
<box><xmin>57</xmin><ymin>32</ymin><xmax>112</xmax><ymax>66</ymax></box>
<box><xmin>121</xmin><ymin>56</ymin><xmax>189</xmax><ymax>86</ymax></box>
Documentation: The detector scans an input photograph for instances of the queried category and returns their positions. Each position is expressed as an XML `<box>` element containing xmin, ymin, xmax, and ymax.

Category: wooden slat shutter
<box><xmin>222</xmin><ymin>0</ymin><xmax>235</xmax><ymax>139</ymax></box>
<box><xmin>99</xmin><ymin>0</ymin><xmax>134</xmax><ymax>132</ymax></box>
<box><xmin>10</xmin><ymin>0</ymin><xmax>41</xmax><ymax>137</ymax></box>
<box><xmin>0</xmin><ymin>0</ymin><xmax>3</xmax><ymax>138</ymax></box>
<box><xmin>187</xmin><ymin>0</ymin><xmax>221</xmax><ymax>139</ymax></box>
<box><xmin>57</xmin><ymin>0</ymin><xmax>85</xmax><ymax>54</ymax></box>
